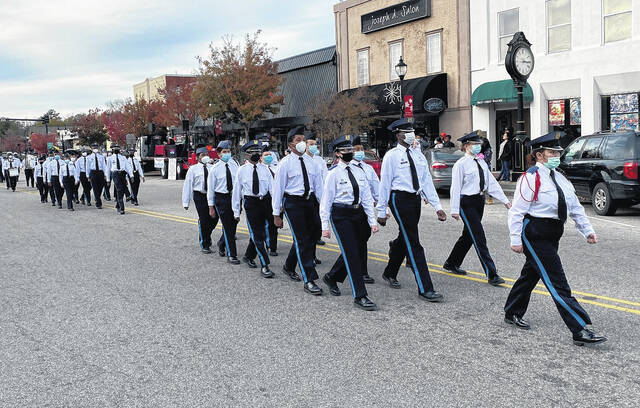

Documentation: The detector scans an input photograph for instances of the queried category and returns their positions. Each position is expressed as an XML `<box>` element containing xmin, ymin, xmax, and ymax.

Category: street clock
<box><xmin>505</xmin><ymin>32</ymin><xmax>535</xmax><ymax>85</ymax></box>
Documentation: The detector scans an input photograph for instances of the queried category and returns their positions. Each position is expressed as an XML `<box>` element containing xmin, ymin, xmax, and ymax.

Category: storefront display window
<box><xmin>602</xmin><ymin>93</ymin><xmax>639</xmax><ymax>131</ymax></box>
<box><xmin>548</xmin><ymin>98</ymin><xmax>581</xmax><ymax>146</ymax></box>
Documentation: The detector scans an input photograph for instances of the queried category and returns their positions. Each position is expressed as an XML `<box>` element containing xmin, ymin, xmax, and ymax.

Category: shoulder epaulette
<box><xmin>328</xmin><ymin>164</ymin><xmax>338</xmax><ymax>171</ymax></box>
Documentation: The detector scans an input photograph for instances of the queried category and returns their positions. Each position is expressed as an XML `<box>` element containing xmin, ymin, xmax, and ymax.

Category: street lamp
<box><xmin>395</xmin><ymin>56</ymin><xmax>407</xmax><ymax>118</ymax></box>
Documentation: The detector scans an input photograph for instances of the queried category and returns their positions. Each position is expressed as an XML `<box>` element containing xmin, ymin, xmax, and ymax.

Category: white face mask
<box><xmin>201</xmin><ymin>156</ymin><xmax>211</xmax><ymax>164</ymax></box>
<box><xmin>93</xmin><ymin>149</ymin><xmax>98</xmax><ymax>153</ymax></box>
<box><xmin>295</xmin><ymin>141</ymin><xmax>307</xmax><ymax>154</ymax></box>
<box><xmin>403</xmin><ymin>132</ymin><xmax>416</xmax><ymax>145</ymax></box>
<box><xmin>82</xmin><ymin>152</ymin><xmax>87</xmax><ymax>157</ymax></box>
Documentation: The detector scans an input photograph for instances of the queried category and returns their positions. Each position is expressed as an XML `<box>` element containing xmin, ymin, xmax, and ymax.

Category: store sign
<box><xmin>361</xmin><ymin>0</ymin><xmax>431</xmax><ymax>34</ymax></box>
<box><xmin>404</xmin><ymin>95</ymin><xmax>414</xmax><ymax>117</ymax></box>
<box><xmin>46</xmin><ymin>142</ymin><xmax>53</xmax><ymax>149</ymax></box>
<box><xmin>423</xmin><ymin>98</ymin><xmax>446</xmax><ymax>114</ymax></box>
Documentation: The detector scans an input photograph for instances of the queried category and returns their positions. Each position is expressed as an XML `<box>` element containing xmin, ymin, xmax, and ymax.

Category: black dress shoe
<box><xmin>68</xmin><ymin>208</ymin><xmax>75</xmax><ymax>211</ymax></box>
<box><xmin>201</xmin><ymin>247</ymin><xmax>212</xmax><ymax>254</ymax></box>
<box><xmin>304</xmin><ymin>281</ymin><xmax>323</xmax><ymax>296</ymax></box>
<box><xmin>504</xmin><ymin>314</ymin><xmax>531</xmax><ymax>330</ymax></box>
<box><xmin>488</xmin><ymin>275</ymin><xmax>506</xmax><ymax>286</ymax></box>
<box><xmin>314</xmin><ymin>257</ymin><xmax>322</xmax><ymax>265</ymax></box>
<box><xmin>119</xmin><ymin>210</ymin><xmax>125</xmax><ymax>215</ymax></box>
<box><xmin>261</xmin><ymin>266</ymin><xmax>275</xmax><ymax>278</ymax></box>
<box><xmin>362</xmin><ymin>274</ymin><xmax>375</xmax><ymax>284</ymax></box>
<box><xmin>218</xmin><ymin>248</ymin><xmax>226</xmax><ymax>257</ymax></box>
<box><xmin>242</xmin><ymin>256</ymin><xmax>257</xmax><ymax>268</ymax></box>
<box><xmin>96</xmin><ymin>205</ymin><xmax>102</xmax><ymax>209</ymax></box>
<box><xmin>58</xmin><ymin>205</ymin><xmax>63</xmax><ymax>209</ymax></box>
<box><xmin>573</xmin><ymin>328</ymin><xmax>607</xmax><ymax>346</ymax></box>
<box><xmin>382</xmin><ymin>274</ymin><xmax>401</xmax><ymax>289</ymax></box>
<box><xmin>354</xmin><ymin>296</ymin><xmax>377</xmax><ymax>311</ymax></box>
<box><xmin>52</xmin><ymin>202</ymin><xmax>57</xmax><ymax>206</ymax></box>
<box><xmin>323</xmin><ymin>274</ymin><xmax>341</xmax><ymax>296</ymax></box>
<box><xmin>269</xmin><ymin>250</ymin><xmax>278</xmax><ymax>257</ymax></box>
<box><xmin>126</xmin><ymin>197</ymin><xmax>131</xmax><ymax>202</ymax></box>
<box><xmin>443</xmin><ymin>262</ymin><xmax>467</xmax><ymax>275</ymax></box>
<box><xmin>419</xmin><ymin>290</ymin><xmax>444</xmax><ymax>302</ymax></box>
<box><xmin>75</xmin><ymin>200</ymin><xmax>80</xmax><ymax>204</ymax></box>
<box><xmin>87</xmin><ymin>202</ymin><xmax>91</xmax><ymax>206</ymax></box>
<box><xmin>282</xmin><ymin>266</ymin><xmax>301</xmax><ymax>281</ymax></box>
<box><xmin>134</xmin><ymin>202</ymin><xmax>139</xmax><ymax>206</ymax></box>
<box><xmin>105</xmin><ymin>198</ymin><xmax>111</xmax><ymax>201</ymax></box>
<box><xmin>316</xmin><ymin>239</ymin><xmax>326</xmax><ymax>246</ymax></box>
<box><xmin>227</xmin><ymin>256</ymin><xmax>240</xmax><ymax>265</ymax></box>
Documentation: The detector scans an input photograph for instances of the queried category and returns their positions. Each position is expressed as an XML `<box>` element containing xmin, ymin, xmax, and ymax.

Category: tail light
<box><xmin>431</xmin><ymin>162</ymin><xmax>448</xmax><ymax>170</ymax></box>
<box><xmin>623</xmin><ymin>161</ymin><xmax>638</xmax><ymax>180</ymax></box>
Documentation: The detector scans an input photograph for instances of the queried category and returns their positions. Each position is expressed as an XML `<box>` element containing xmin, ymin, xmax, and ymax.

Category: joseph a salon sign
<box><xmin>361</xmin><ymin>0</ymin><xmax>431</xmax><ymax>34</ymax></box>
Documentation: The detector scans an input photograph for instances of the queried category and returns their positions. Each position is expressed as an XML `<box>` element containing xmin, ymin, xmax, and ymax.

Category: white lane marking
<box><xmin>586</xmin><ymin>216</ymin><xmax>638</xmax><ymax>229</ymax></box>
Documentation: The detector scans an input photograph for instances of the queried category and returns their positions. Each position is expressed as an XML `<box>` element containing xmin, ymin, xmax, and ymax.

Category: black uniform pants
<box><xmin>24</xmin><ymin>169</ymin><xmax>34</xmax><ymax>187</ymax></box>
<box><xmin>446</xmin><ymin>194</ymin><xmax>497</xmax><ymax>278</ymax></box>
<box><xmin>89</xmin><ymin>170</ymin><xmax>105</xmax><ymax>207</ymax></box>
<box><xmin>36</xmin><ymin>176</ymin><xmax>48</xmax><ymax>202</ymax></box>
<box><xmin>62</xmin><ymin>176</ymin><xmax>75</xmax><ymax>209</ymax></box>
<box><xmin>193</xmin><ymin>191</ymin><xmax>215</xmax><ymax>249</ymax></box>
<box><xmin>383</xmin><ymin>191</ymin><xmax>435</xmax><ymax>294</ymax></box>
<box><xmin>103</xmin><ymin>180</ymin><xmax>111</xmax><ymax>200</ymax></box>
<box><xmin>310</xmin><ymin>194</ymin><xmax>321</xmax><ymax>256</ymax></box>
<box><xmin>48</xmin><ymin>176</ymin><xmax>56</xmax><ymax>203</ymax></box>
<box><xmin>4</xmin><ymin>170</ymin><xmax>10</xmax><ymax>189</ymax></box>
<box><xmin>129</xmin><ymin>172</ymin><xmax>140</xmax><ymax>202</ymax></box>
<box><xmin>50</xmin><ymin>176</ymin><xmax>63</xmax><ymax>206</ymax></box>
<box><xmin>504</xmin><ymin>217</ymin><xmax>591</xmax><ymax>334</ymax></box>
<box><xmin>213</xmin><ymin>193</ymin><xmax>238</xmax><ymax>257</ymax></box>
<box><xmin>328</xmin><ymin>206</ymin><xmax>369</xmax><ymax>298</ymax></box>
<box><xmin>282</xmin><ymin>195</ymin><xmax>319</xmax><ymax>283</ymax></box>
<box><xmin>243</xmin><ymin>196</ymin><xmax>271</xmax><ymax>267</ymax></box>
<box><xmin>79</xmin><ymin>172</ymin><xmax>92</xmax><ymax>204</ymax></box>
<box><xmin>111</xmin><ymin>171</ymin><xmax>127</xmax><ymax>211</ymax></box>
<box><xmin>266</xmin><ymin>200</ymin><xmax>278</xmax><ymax>252</ymax></box>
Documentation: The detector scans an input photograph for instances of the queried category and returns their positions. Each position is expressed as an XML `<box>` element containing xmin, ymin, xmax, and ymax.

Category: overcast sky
<box><xmin>0</xmin><ymin>0</ymin><xmax>336</xmax><ymax>119</ymax></box>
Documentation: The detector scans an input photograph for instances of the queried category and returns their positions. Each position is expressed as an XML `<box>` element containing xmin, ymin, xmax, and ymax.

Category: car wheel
<box><xmin>591</xmin><ymin>182</ymin><xmax>617</xmax><ymax>216</ymax></box>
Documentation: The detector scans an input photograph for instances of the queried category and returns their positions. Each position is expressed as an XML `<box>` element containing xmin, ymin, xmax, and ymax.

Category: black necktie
<box><xmin>203</xmin><ymin>164</ymin><xmax>208</xmax><ymax>192</ymax></box>
<box><xmin>225</xmin><ymin>164</ymin><xmax>233</xmax><ymax>192</ymax></box>
<box><xmin>84</xmin><ymin>157</ymin><xmax>87</xmax><ymax>170</ymax></box>
<box><xmin>345</xmin><ymin>166</ymin><xmax>359</xmax><ymax>205</ymax></box>
<box><xmin>269</xmin><ymin>168</ymin><xmax>275</xmax><ymax>178</ymax></box>
<box><xmin>252</xmin><ymin>164</ymin><xmax>259</xmax><ymax>195</ymax></box>
<box><xmin>95</xmin><ymin>154</ymin><xmax>98</xmax><ymax>170</ymax></box>
<box><xmin>549</xmin><ymin>170</ymin><xmax>567</xmax><ymax>222</ymax></box>
<box><xmin>300</xmin><ymin>156</ymin><xmax>310</xmax><ymax>198</ymax></box>
<box><xmin>116</xmin><ymin>155</ymin><xmax>120</xmax><ymax>170</ymax></box>
<box><xmin>406</xmin><ymin>148</ymin><xmax>419</xmax><ymax>191</ymax></box>
<box><xmin>66</xmin><ymin>163</ymin><xmax>70</xmax><ymax>178</ymax></box>
<box><xmin>475</xmin><ymin>159</ymin><xmax>485</xmax><ymax>191</ymax></box>
<box><xmin>356</xmin><ymin>163</ymin><xmax>363</xmax><ymax>169</ymax></box>
<box><xmin>10</xmin><ymin>160</ymin><xmax>13</xmax><ymax>169</ymax></box>
<box><xmin>56</xmin><ymin>160</ymin><xmax>60</xmax><ymax>175</ymax></box>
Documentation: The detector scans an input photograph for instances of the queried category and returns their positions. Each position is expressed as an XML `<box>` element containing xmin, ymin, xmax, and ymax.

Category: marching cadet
<box><xmin>444</xmin><ymin>131</ymin><xmax>510</xmax><ymax>286</ymax></box>
<box><xmin>22</xmin><ymin>151</ymin><xmax>36</xmax><ymax>188</ymax></box>
<box><xmin>45</xmin><ymin>150</ymin><xmax>57</xmax><ymax>205</ymax></box>
<box><xmin>261</xmin><ymin>148</ymin><xmax>279</xmax><ymax>256</ymax></box>
<box><xmin>104</xmin><ymin>150</ymin><xmax>113</xmax><ymax>201</ymax></box>
<box><xmin>3</xmin><ymin>152</ymin><xmax>21</xmax><ymax>192</ymax></box>
<box><xmin>321</xmin><ymin>135</ymin><xmax>378</xmax><ymax>310</ymax></box>
<box><xmin>46</xmin><ymin>151</ymin><xmax>64</xmax><ymax>208</ymax></box>
<box><xmin>35</xmin><ymin>155</ymin><xmax>49</xmax><ymax>203</ymax></box>
<box><xmin>105</xmin><ymin>144</ymin><xmax>133</xmax><ymax>215</ymax></box>
<box><xmin>207</xmin><ymin>140</ymin><xmax>240</xmax><ymax>264</ymax></box>
<box><xmin>257</xmin><ymin>132</ymin><xmax>279</xmax><ymax>167</ymax></box>
<box><xmin>304</xmin><ymin>130</ymin><xmax>326</xmax><ymax>261</ymax></box>
<box><xmin>272</xmin><ymin>126</ymin><xmax>324</xmax><ymax>295</ymax></box>
<box><xmin>232</xmin><ymin>140</ymin><xmax>274</xmax><ymax>278</ymax></box>
<box><xmin>350</xmin><ymin>136</ymin><xmax>379</xmax><ymax>284</ymax></box>
<box><xmin>59</xmin><ymin>153</ymin><xmax>79</xmax><ymax>211</ymax></box>
<box><xmin>76</xmin><ymin>147</ymin><xmax>93</xmax><ymax>206</ymax></box>
<box><xmin>504</xmin><ymin>134</ymin><xmax>606</xmax><ymax>346</ymax></box>
<box><xmin>86</xmin><ymin>143</ymin><xmax>107</xmax><ymax>209</ymax></box>
<box><xmin>377</xmin><ymin>118</ymin><xmax>446</xmax><ymax>302</ymax></box>
<box><xmin>69</xmin><ymin>152</ymin><xmax>80</xmax><ymax>204</ymax></box>
<box><xmin>0</xmin><ymin>153</ymin><xmax>4</xmax><ymax>184</ymax></box>
<box><xmin>127</xmin><ymin>150</ymin><xmax>144</xmax><ymax>206</ymax></box>
<box><xmin>183</xmin><ymin>147</ymin><xmax>216</xmax><ymax>253</ymax></box>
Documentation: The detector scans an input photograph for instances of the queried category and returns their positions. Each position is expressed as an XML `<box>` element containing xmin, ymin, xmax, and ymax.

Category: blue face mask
<box><xmin>544</xmin><ymin>157</ymin><xmax>561</xmax><ymax>169</ymax></box>
<box><xmin>470</xmin><ymin>145</ymin><xmax>482</xmax><ymax>155</ymax></box>
<box><xmin>309</xmin><ymin>145</ymin><xmax>319</xmax><ymax>156</ymax></box>
<box><xmin>65</xmin><ymin>159</ymin><xmax>70</xmax><ymax>164</ymax></box>
<box><xmin>263</xmin><ymin>155</ymin><xmax>273</xmax><ymax>165</ymax></box>
<box><xmin>221</xmin><ymin>153</ymin><xmax>231</xmax><ymax>163</ymax></box>
<box><xmin>353</xmin><ymin>151</ymin><xmax>365</xmax><ymax>161</ymax></box>
<box><xmin>54</xmin><ymin>155</ymin><xmax>60</xmax><ymax>160</ymax></box>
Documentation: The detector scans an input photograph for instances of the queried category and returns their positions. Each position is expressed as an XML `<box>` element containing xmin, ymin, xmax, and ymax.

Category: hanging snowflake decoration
<box><xmin>383</xmin><ymin>82</ymin><xmax>401</xmax><ymax>105</ymax></box>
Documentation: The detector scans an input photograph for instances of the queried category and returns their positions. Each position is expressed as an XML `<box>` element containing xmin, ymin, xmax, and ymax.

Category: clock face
<box><xmin>514</xmin><ymin>46</ymin><xmax>534</xmax><ymax>77</ymax></box>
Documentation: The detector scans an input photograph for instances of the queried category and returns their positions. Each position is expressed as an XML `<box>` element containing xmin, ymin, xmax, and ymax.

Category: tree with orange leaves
<box><xmin>193</xmin><ymin>30</ymin><xmax>284</xmax><ymax>140</ymax></box>
<box><xmin>122</xmin><ymin>97</ymin><xmax>159</xmax><ymax>138</ymax></box>
<box><xmin>155</xmin><ymin>82</ymin><xmax>199</xmax><ymax>128</ymax></box>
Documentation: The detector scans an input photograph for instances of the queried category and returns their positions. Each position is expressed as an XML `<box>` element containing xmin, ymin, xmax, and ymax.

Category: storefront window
<box><xmin>357</xmin><ymin>49</ymin><xmax>369</xmax><ymax>86</ymax></box>
<box><xmin>548</xmin><ymin>98</ymin><xmax>581</xmax><ymax>146</ymax></box>
<box><xmin>426</xmin><ymin>31</ymin><xmax>442</xmax><ymax>73</ymax></box>
<box><xmin>603</xmin><ymin>0</ymin><xmax>632</xmax><ymax>43</ymax></box>
<box><xmin>498</xmin><ymin>8</ymin><xmax>519</xmax><ymax>61</ymax></box>
<box><xmin>389</xmin><ymin>41</ymin><xmax>403</xmax><ymax>81</ymax></box>
<box><xmin>546</xmin><ymin>0</ymin><xmax>571</xmax><ymax>53</ymax></box>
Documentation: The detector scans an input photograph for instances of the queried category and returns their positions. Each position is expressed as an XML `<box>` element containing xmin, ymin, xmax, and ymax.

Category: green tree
<box><xmin>71</xmin><ymin>109</ymin><xmax>108</xmax><ymax>146</ymax></box>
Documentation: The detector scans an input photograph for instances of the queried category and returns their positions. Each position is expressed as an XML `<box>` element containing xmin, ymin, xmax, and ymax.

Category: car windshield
<box><xmin>432</xmin><ymin>149</ymin><xmax>464</xmax><ymax>161</ymax></box>
<box><xmin>364</xmin><ymin>151</ymin><xmax>378</xmax><ymax>161</ymax></box>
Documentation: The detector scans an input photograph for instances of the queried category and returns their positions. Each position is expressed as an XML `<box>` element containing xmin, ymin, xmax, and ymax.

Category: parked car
<box><xmin>329</xmin><ymin>149</ymin><xmax>382</xmax><ymax>177</ymax></box>
<box><xmin>424</xmin><ymin>148</ymin><xmax>464</xmax><ymax>191</ymax></box>
<box><xmin>559</xmin><ymin>131</ymin><xmax>639</xmax><ymax>215</ymax></box>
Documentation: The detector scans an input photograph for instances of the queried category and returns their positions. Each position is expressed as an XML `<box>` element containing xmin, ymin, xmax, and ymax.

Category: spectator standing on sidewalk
<box><xmin>497</xmin><ymin>130</ymin><xmax>513</xmax><ymax>182</ymax></box>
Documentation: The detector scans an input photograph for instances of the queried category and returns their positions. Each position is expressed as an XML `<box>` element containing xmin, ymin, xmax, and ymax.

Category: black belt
<box><xmin>215</xmin><ymin>192</ymin><xmax>231</xmax><ymax>197</ymax></box>
<box><xmin>284</xmin><ymin>193</ymin><xmax>311</xmax><ymax>201</ymax></box>
<box><xmin>391</xmin><ymin>190</ymin><xmax>420</xmax><ymax>198</ymax></box>
<box><xmin>244</xmin><ymin>194</ymin><xmax>270</xmax><ymax>201</ymax></box>
<box><xmin>525</xmin><ymin>215</ymin><xmax>563</xmax><ymax>224</ymax></box>
<box><xmin>333</xmin><ymin>203</ymin><xmax>361</xmax><ymax>209</ymax></box>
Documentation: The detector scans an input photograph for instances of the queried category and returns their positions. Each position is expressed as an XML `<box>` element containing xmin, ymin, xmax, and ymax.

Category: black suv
<box><xmin>559</xmin><ymin>131</ymin><xmax>639</xmax><ymax>215</ymax></box>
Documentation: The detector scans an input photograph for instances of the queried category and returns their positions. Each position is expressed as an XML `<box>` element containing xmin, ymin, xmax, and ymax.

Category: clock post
<box><xmin>504</xmin><ymin>32</ymin><xmax>534</xmax><ymax>174</ymax></box>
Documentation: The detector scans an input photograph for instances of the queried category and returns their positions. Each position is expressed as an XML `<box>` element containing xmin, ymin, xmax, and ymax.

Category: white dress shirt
<box><xmin>207</xmin><ymin>159</ymin><xmax>239</xmax><ymax>206</ymax></box>
<box><xmin>310</xmin><ymin>153</ymin><xmax>328</xmax><ymax>180</ymax></box>
<box><xmin>182</xmin><ymin>162</ymin><xmax>212</xmax><ymax>208</ymax></box>
<box><xmin>85</xmin><ymin>153</ymin><xmax>107</xmax><ymax>175</ymax></box>
<box><xmin>130</xmin><ymin>157</ymin><xmax>144</xmax><ymax>176</ymax></box>
<box><xmin>46</xmin><ymin>158</ymin><xmax>63</xmax><ymax>182</ymax></box>
<box><xmin>59</xmin><ymin>161</ymin><xmax>78</xmax><ymax>185</ymax></box>
<box><xmin>22</xmin><ymin>157</ymin><xmax>36</xmax><ymax>169</ymax></box>
<box><xmin>320</xmin><ymin>161</ymin><xmax>376</xmax><ymax>231</ymax></box>
<box><xmin>351</xmin><ymin>159</ymin><xmax>380</xmax><ymax>203</ymax></box>
<box><xmin>35</xmin><ymin>162</ymin><xmax>47</xmax><ymax>178</ymax></box>
<box><xmin>75</xmin><ymin>155</ymin><xmax>90</xmax><ymax>177</ymax></box>
<box><xmin>376</xmin><ymin>144</ymin><xmax>442</xmax><ymax>216</ymax></box>
<box><xmin>3</xmin><ymin>157</ymin><xmax>21</xmax><ymax>170</ymax></box>
<box><xmin>271</xmin><ymin>153</ymin><xmax>324</xmax><ymax>215</ymax></box>
<box><xmin>449</xmin><ymin>153</ymin><xmax>509</xmax><ymax>214</ymax></box>
<box><xmin>508</xmin><ymin>163</ymin><xmax>595</xmax><ymax>246</ymax></box>
<box><xmin>232</xmin><ymin>162</ymin><xmax>273</xmax><ymax>218</ymax></box>
<box><xmin>106</xmin><ymin>154</ymin><xmax>134</xmax><ymax>181</ymax></box>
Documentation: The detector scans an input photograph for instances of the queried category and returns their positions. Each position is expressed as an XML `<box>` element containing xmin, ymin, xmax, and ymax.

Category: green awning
<box><xmin>471</xmin><ymin>80</ymin><xmax>533</xmax><ymax>105</ymax></box>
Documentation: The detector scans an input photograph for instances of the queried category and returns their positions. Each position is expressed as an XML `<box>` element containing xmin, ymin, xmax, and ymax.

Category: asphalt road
<box><xmin>1</xmin><ymin>176</ymin><xmax>639</xmax><ymax>407</ymax></box>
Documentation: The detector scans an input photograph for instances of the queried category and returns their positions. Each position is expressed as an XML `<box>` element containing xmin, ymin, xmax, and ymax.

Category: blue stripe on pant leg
<box><xmin>521</xmin><ymin>219</ymin><xmax>587</xmax><ymax>328</ymax></box>
<box><xmin>214</xmin><ymin>203</ymin><xmax>231</xmax><ymax>256</ymax></box>
<box><xmin>244</xmin><ymin>204</ymin><xmax>266</xmax><ymax>266</ymax></box>
<box><xmin>282</xmin><ymin>198</ymin><xmax>308</xmax><ymax>282</ymax></box>
<box><xmin>460</xmin><ymin>208</ymin><xmax>490</xmax><ymax>277</ymax></box>
<box><xmin>390</xmin><ymin>193</ymin><xmax>425</xmax><ymax>293</ymax></box>
<box><xmin>264</xmin><ymin>220</ymin><xmax>271</xmax><ymax>249</ymax></box>
<box><xmin>330</xmin><ymin>217</ymin><xmax>357</xmax><ymax>298</ymax></box>
<box><xmin>198</xmin><ymin>219</ymin><xmax>203</xmax><ymax>249</ymax></box>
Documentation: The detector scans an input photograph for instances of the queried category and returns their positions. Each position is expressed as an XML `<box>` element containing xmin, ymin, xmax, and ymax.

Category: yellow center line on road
<box><xmin>15</xmin><ymin>188</ymin><xmax>639</xmax><ymax>316</ymax></box>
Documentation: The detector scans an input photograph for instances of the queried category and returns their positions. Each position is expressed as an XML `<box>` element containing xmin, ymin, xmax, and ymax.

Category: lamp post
<box><xmin>395</xmin><ymin>56</ymin><xmax>407</xmax><ymax>118</ymax></box>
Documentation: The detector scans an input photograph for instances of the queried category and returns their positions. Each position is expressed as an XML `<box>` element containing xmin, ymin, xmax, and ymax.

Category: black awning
<box><xmin>342</xmin><ymin>73</ymin><xmax>447</xmax><ymax>116</ymax></box>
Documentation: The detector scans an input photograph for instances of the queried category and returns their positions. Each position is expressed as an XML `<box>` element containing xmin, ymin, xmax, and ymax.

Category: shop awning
<box><xmin>471</xmin><ymin>80</ymin><xmax>533</xmax><ymax>105</ymax></box>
